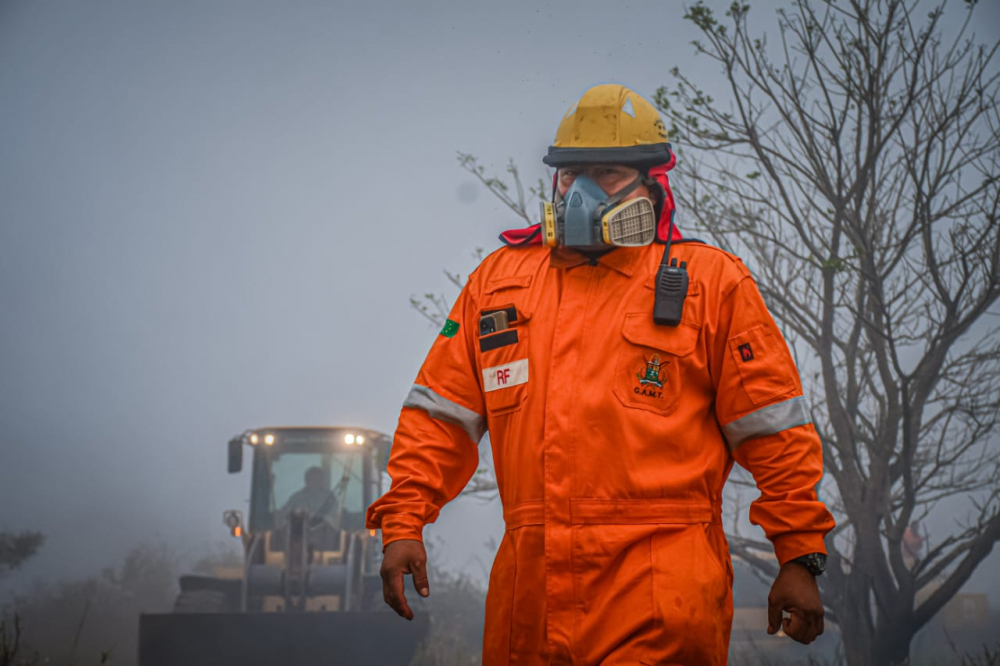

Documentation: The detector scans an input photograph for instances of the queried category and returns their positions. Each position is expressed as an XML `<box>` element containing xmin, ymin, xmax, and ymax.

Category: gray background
<box><xmin>1</xmin><ymin>0</ymin><xmax>997</xmax><ymax>597</ymax></box>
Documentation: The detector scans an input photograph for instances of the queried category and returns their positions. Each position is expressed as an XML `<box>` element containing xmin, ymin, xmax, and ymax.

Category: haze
<box><xmin>1</xmin><ymin>0</ymin><xmax>998</xmax><ymax>603</ymax></box>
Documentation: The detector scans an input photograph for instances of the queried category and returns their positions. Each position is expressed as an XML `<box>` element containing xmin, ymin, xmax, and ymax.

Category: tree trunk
<box><xmin>838</xmin><ymin>612</ymin><xmax>874</xmax><ymax>666</ymax></box>
<box><xmin>826</xmin><ymin>557</ymin><xmax>876</xmax><ymax>666</ymax></box>
<box><xmin>871</xmin><ymin>623</ymin><xmax>914</xmax><ymax>666</ymax></box>
<box><xmin>831</xmin><ymin>589</ymin><xmax>875</xmax><ymax>666</ymax></box>
<box><xmin>829</xmin><ymin>571</ymin><xmax>919</xmax><ymax>666</ymax></box>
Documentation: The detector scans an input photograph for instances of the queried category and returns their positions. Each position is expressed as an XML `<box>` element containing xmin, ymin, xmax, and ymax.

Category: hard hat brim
<box><xmin>542</xmin><ymin>143</ymin><xmax>673</xmax><ymax>170</ymax></box>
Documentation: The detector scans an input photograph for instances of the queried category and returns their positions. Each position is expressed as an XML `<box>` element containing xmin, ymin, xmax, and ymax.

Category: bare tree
<box><xmin>410</xmin><ymin>155</ymin><xmax>549</xmax><ymax>329</ymax></box>
<box><xmin>655</xmin><ymin>1</ymin><xmax>1000</xmax><ymax>664</ymax></box>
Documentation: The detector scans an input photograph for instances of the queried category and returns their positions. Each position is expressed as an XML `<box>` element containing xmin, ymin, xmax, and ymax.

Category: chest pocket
<box><xmin>613</xmin><ymin>312</ymin><xmax>700</xmax><ymax>416</ymax></box>
<box><xmin>477</xmin><ymin>275</ymin><xmax>533</xmax><ymax>416</ymax></box>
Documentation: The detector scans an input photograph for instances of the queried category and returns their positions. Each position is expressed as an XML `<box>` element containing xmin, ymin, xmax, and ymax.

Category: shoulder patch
<box><xmin>440</xmin><ymin>319</ymin><xmax>460</xmax><ymax>338</ymax></box>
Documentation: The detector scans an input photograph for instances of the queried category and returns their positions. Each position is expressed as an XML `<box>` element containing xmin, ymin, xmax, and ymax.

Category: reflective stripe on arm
<box><xmin>723</xmin><ymin>396</ymin><xmax>811</xmax><ymax>450</ymax></box>
<box><xmin>403</xmin><ymin>384</ymin><xmax>486</xmax><ymax>443</ymax></box>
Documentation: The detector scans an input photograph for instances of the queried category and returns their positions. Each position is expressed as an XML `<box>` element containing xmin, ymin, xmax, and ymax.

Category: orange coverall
<box><xmin>367</xmin><ymin>241</ymin><xmax>835</xmax><ymax>665</ymax></box>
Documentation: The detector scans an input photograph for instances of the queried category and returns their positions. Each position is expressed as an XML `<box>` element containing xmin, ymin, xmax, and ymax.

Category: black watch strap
<box><xmin>789</xmin><ymin>552</ymin><xmax>827</xmax><ymax>576</ymax></box>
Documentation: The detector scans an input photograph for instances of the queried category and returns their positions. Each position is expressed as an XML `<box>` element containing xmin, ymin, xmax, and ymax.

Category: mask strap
<box><xmin>603</xmin><ymin>175</ymin><xmax>644</xmax><ymax>208</ymax></box>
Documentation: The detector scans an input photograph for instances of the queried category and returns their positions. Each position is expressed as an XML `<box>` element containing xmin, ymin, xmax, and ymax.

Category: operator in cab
<box><xmin>277</xmin><ymin>466</ymin><xmax>337</xmax><ymax>527</ymax></box>
<box><xmin>367</xmin><ymin>84</ymin><xmax>835</xmax><ymax>664</ymax></box>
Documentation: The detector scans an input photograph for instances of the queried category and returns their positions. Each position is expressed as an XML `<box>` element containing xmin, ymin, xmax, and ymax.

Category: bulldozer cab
<box><xmin>225</xmin><ymin>427</ymin><xmax>390</xmax><ymax>613</ymax></box>
<box><xmin>138</xmin><ymin>426</ymin><xmax>429</xmax><ymax>666</ymax></box>
<box><xmin>245</xmin><ymin>430</ymin><xmax>375</xmax><ymax>555</ymax></box>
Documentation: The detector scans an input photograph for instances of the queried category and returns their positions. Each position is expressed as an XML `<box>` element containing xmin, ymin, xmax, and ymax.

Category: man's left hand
<box><xmin>767</xmin><ymin>561</ymin><xmax>824</xmax><ymax>644</ymax></box>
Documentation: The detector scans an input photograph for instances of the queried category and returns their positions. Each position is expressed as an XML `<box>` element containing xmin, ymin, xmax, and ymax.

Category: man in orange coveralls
<box><xmin>366</xmin><ymin>84</ymin><xmax>835</xmax><ymax>665</ymax></box>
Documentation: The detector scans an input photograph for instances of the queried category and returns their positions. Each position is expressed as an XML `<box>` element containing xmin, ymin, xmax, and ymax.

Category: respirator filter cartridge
<box><xmin>601</xmin><ymin>197</ymin><xmax>657</xmax><ymax>246</ymax></box>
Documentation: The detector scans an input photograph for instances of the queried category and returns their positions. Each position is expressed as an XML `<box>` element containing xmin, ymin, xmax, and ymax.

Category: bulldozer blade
<box><xmin>138</xmin><ymin>611</ymin><xmax>429</xmax><ymax>666</ymax></box>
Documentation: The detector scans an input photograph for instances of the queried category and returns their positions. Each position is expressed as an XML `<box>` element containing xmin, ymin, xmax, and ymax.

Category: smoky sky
<box><xmin>1</xmin><ymin>0</ymin><xmax>998</xmax><ymax>599</ymax></box>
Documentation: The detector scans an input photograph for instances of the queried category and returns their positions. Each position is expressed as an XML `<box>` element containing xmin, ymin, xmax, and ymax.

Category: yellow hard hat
<box><xmin>543</xmin><ymin>84</ymin><xmax>672</xmax><ymax>170</ymax></box>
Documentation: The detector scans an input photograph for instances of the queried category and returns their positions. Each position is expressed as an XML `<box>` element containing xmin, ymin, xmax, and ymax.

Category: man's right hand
<box><xmin>380</xmin><ymin>539</ymin><xmax>430</xmax><ymax>621</ymax></box>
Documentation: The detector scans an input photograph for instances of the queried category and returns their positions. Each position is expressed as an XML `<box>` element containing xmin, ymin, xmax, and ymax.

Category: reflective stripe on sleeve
<box><xmin>722</xmin><ymin>396</ymin><xmax>811</xmax><ymax>450</ymax></box>
<box><xmin>403</xmin><ymin>384</ymin><xmax>486</xmax><ymax>443</ymax></box>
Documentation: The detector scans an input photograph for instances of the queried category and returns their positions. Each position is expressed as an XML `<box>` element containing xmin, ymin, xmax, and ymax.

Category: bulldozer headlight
<box><xmin>264</xmin><ymin>434</ymin><xmax>275</xmax><ymax>446</ymax></box>
<box><xmin>344</xmin><ymin>434</ymin><xmax>356</xmax><ymax>445</ymax></box>
<box><xmin>356</xmin><ymin>435</ymin><xmax>365</xmax><ymax>444</ymax></box>
<box><xmin>250</xmin><ymin>434</ymin><xmax>259</xmax><ymax>445</ymax></box>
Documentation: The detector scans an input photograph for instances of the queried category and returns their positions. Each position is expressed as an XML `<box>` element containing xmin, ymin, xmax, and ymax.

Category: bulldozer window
<box><xmin>270</xmin><ymin>452</ymin><xmax>365</xmax><ymax>520</ymax></box>
<box><xmin>254</xmin><ymin>450</ymin><xmax>366</xmax><ymax>553</ymax></box>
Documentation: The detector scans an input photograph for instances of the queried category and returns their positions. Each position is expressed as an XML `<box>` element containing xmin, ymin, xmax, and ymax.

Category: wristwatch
<box><xmin>788</xmin><ymin>552</ymin><xmax>827</xmax><ymax>576</ymax></box>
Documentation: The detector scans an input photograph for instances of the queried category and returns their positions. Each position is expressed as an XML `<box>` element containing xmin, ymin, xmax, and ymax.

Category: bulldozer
<box><xmin>138</xmin><ymin>426</ymin><xmax>428</xmax><ymax>665</ymax></box>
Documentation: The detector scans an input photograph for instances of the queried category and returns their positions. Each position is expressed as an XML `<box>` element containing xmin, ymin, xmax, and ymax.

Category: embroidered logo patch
<box><xmin>738</xmin><ymin>343</ymin><xmax>754</xmax><ymax>362</ymax></box>
<box><xmin>440</xmin><ymin>319</ymin><xmax>460</xmax><ymax>338</ymax></box>
<box><xmin>634</xmin><ymin>355</ymin><xmax>667</xmax><ymax>399</ymax></box>
<box><xmin>637</xmin><ymin>355</ymin><xmax>665</xmax><ymax>388</ymax></box>
<box><xmin>483</xmin><ymin>359</ymin><xmax>528</xmax><ymax>392</ymax></box>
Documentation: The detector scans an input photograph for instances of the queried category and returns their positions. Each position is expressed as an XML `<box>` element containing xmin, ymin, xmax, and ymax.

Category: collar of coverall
<box><xmin>498</xmin><ymin>155</ymin><xmax>682</xmax><ymax>248</ymax></box>
<box><xmin>548</xmin><ymin>245</ymin><xmax>645</xmax><ymax>276</ymax></box>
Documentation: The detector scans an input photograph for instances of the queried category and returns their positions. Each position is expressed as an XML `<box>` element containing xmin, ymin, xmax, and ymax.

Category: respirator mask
<box><xmin>539</xmin><ymin>174</ymin><xmax>657</xmax><ymax>251</ymax></box>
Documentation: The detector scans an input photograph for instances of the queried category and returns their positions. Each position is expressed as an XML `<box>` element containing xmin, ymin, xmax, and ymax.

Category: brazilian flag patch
<box><xmin>440</xmin><ymin>319</ymin><xmax>460</xmax><ymax>338</ymax></box>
